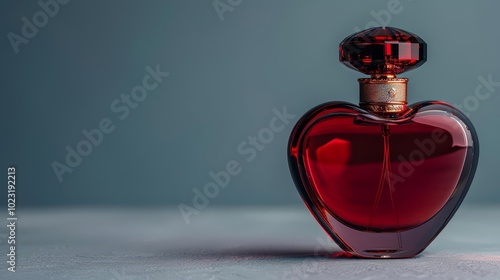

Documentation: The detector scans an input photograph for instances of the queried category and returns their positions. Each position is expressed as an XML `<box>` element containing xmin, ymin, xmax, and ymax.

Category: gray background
<box><xmin>1</xmin><ymin>0</ymin><xmax>499</xmax><ymax>208</ymax></box>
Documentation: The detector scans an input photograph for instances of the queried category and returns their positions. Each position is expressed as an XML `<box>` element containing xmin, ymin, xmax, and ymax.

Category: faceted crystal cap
<box><xmin>339</xmin><ymin>27</ymin><xmax>426</xmax><ymax>76</ymax></box>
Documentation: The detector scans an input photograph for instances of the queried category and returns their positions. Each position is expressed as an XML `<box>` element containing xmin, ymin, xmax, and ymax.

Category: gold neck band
<box><xmin>358</xmin><ymin>77</ymin><xmax>408</xmax><ymax>115</ymax></box>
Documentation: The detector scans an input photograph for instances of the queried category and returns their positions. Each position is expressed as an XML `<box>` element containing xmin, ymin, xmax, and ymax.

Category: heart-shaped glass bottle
<box><xmin>288</xmin><ymin>27</ymin><xmax>479</xmax><ymax>258</ymax></box>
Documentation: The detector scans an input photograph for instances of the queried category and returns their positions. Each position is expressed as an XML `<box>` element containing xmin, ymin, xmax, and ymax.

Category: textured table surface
<box><xmin>1</xmin><ymin>206</ymin><xmax>499</xmax><ymax>280</ymax></box>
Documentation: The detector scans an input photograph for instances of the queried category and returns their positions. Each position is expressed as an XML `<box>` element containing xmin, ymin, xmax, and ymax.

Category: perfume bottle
<box><xmin>288</xmin><ymin>27</ymin><xmax>479</xmax><ymax>258</ymax></box>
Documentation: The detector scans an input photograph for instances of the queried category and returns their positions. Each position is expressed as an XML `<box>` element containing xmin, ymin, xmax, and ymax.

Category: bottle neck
<box><xmin>358</xmin><ymin>77</ymin><xmax>408</xmax><ymax>115</ymax></box>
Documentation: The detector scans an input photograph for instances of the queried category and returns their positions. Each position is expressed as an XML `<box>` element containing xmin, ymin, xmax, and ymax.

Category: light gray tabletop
<box><xmin>1</xmin><ymin>206</ymin><xmax>499</xmax><ymax>280</ymax></box>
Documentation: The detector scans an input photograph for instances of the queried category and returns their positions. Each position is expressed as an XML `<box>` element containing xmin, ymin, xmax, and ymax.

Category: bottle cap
<box><xmin>339</xmin><ymin>27</ymin><xmax>426</xmax><ymax>77</ymax></box>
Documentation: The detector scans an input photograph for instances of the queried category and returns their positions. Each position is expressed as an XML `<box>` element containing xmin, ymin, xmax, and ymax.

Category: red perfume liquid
<box><xmin>288</xmin><ymin>102</ymin><xmax>478</xmax><ymax>258</ymax></box>
<box><xmin>306</xmin><ymin>109</ymin><xmax>467</xmax><ymax>231</ymax></box>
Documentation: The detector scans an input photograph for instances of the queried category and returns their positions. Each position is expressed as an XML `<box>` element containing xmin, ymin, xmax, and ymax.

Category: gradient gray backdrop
<box><xmin>1</xmin><ymin>0</ymin><xmax>499</xmax><ymax>208</ymax></box>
